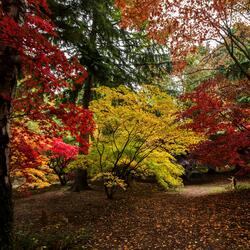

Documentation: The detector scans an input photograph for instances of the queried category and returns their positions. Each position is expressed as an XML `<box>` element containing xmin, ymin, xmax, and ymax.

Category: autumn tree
<box><xmin>0</xmin><ymin>1</ymin><xmax>93</xmax><ymax>248</ymax></box>
<box><xmin>10</xmin><ymin>122</ymin><xmax>53</xmax><ymax>190</ymax></box>
<box><xmin>176</xmin><ymin>24</ymin><xmax>250</xmax><ymax>173</ymax></box>
<box><xmin>89</xmin><ymin>85</ymin><xmax>202</xmax><ymax>198</ymax></box>
<box><xmin>116</xmin><ymin>0</ymin><xmax>250</xmax><ymax>174</ymax></box>
<box><xmin>116</xmin><ymin>0</ymin><xmax>250</xmax><ymax>77</ymax></box>
<box><xmin>48</xmin><ymin>0</ymin><xmax>172</xmax><ymax>191</ymax></box>
<box><xmin>181</xmin><ymin>74</ymin><xmax>250</xmax><ymax>172</ymax></box>
<box><xmin>44</xmin><ymin>138</ymin><xmax>79</xmax><ymax>186</ymax></box>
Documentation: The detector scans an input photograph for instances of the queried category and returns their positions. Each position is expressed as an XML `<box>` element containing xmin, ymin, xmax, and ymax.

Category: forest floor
<box><xmin>14</xmin><ymin>174</ymin><xmax>250</xmax><ymax>250</ymax></box>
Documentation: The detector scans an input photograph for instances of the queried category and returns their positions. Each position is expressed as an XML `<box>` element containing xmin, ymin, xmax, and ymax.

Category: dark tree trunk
<box><xmin>0</xmin><ymin>48</ymin><xmax>15</xmax><ymax>249</ymax></box>
<box><xmin>0</xmin><ymin>43</ymin><xmax>16</xmax><ymax>250</ymax></box>
<box><xmin>58</xmin><ymin>174</ymin><xmax>67</xmax><ymax>186</ymax></box>
<box><xmin>71</xmin><ymin>168</ymin><xmax>91</xmax><ymax>192</ymax></box>
<box><xmin>71</xmin><ymin>69</ymin><xmax>95</xmax><ymax>192</ymax></box>
<box><xmin>72</xmin><ymin>8</ymin><xmax>98</xmax><ymax>192</ymax></box>
<box><xmin>104</xmin><ymin>185</ymin><xmax>115</xmax><ymax>199</ymax></box>
<box><xmin>0</xmin><ymin>2</ymin><xmax>24</xmax><ymax>248</ymax></box>
<box><xmin>0</xmin><ymin>49</ymin><xmax>15</xmax><ymax>250</ymax></box>
<box><xmin>51</xmin><ymin>164</ymin><xmax>68</xmax><ymax>186</ymax></box>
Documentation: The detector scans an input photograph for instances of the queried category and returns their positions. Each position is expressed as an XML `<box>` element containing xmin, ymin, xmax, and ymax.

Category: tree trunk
<box><xmin>58</xmin><ymin>174</ymin><xmax>67</xmax><ymax>186</ymax></box>
<box><xmin>0</xmin><ymin>45</ymin><xmax>16</xmax><ymax>250</ymax></box>
<box><xmin>0</xmin><ymin>2</ymin><xmax>24</xmax><ymax>248</ymax></box>
<box><xmin>72</xmin><ymin>7</ymin><xmax>98</xmax><ymax>192</ymax></box>
<box><xmin>104</xmin><ymin>185</ymin><xmax>115</xmax><ymax>199</ymax></box>
<box><xmin>0</xmin><ymin>50</ymin><xmax>16</xmax><ymax>250</ymax></box>
<box><xmin>71</xmin><ymin>69</ymin><xmax>95</xmax><ymax>192</ymax></box>
<box><xmin>71</xmin><ymin>168</ymin><xmax>91</xmax><ymax>192</ymax></box>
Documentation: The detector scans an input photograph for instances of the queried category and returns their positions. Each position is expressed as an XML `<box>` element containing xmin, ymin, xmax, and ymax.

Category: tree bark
<box><xmin>72</xmin><ymin>7</ymin><xmax>98</xmax><ymax>192</ymax></box>
<box><xmin>0</xmin><ymin>1</ymin><xmax>25</xmax><ymax>248</ymax></box>
<box><xmin>104</xmin><ymin>185</ymin><xmax>115</xmax><ymax>199</ymax></box>
<box><xmin>71</xmin><ymin>168</ymin><xmax>91</xmax><ymax>192</ymax></box>
<box><xmin>71</xmin><ymin>53</ymin><xmax>97</xmax><ymax>191</ymax></box>
<box><xmin>71</xmin><ymin>75</ymin><xmax>93</xmax><ymax>191</ymax></box>
<box><xmin>0</xmin><ymin>42</ymin><xmax>16</xmax><ymax>250</ymax></box>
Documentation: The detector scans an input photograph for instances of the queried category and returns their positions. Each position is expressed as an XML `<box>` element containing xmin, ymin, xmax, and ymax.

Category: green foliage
<box><xmin>144</xmin><ymin>152</ymin><xmax>184</xmax><ymax>189</ymax></box>
<box><xmin>48</xmin><ymin>0</ymin><xmax>170</xmax><ymax>89</ymax></box>
<box><xmin>180</xmin><ymin>48</ymin><xmax>218</xmax><ymax>93</ymax></box>
<box><xmin>66</xmin><ymin>153</ymin><xmax>99</xmax><ymax>179</ymax></box>
<box><xmin>237</xmin><ymin>95</ymin><xmax>250</xmax><ymax>103</ymax></box>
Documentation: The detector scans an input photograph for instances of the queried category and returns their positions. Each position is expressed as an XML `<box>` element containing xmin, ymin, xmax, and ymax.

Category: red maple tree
<box><xmin>181</xmin><ymin>75</ymin><xmax>250</xmax><ymax>172</ymax></box>
<box><xmin>0</xmin><ymin>0</ymin><xmax>93</xmax><ymax>246</ymax></box>
<box><xmin>43</xmin><ymin>138</ymin><xmax>79</xmax><ymax>185</ymax></box>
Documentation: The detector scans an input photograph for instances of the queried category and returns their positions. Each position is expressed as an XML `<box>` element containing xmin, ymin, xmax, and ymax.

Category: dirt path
<box><xmin>180</xmin><ymin>183</ymin><xmax>227</xmax><ymax>197</ymax></box>
<box><xmin>181</xmin><ymin>176</ymin><xmax>249</xmax><ymax>197</ymax></box>
<box><xmin>14</xmin><ymin>181</ymin><xmax>250</xmax><ymax>250</ymax></box>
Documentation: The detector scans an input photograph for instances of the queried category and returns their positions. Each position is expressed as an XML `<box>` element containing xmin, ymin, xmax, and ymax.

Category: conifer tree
<box><xmin>48</xmin><ymin>0</ymin><xmax>171</xmax><ymax>190</ymax></box>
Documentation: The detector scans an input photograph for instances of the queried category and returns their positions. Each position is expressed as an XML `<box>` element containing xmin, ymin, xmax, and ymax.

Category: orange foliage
<box><xmin>116</xmin><ymin>0</ymin><xmax>247</xmax><ymax>66</ymax></box>
<box><xmin>10</xmin><ymin>122</ymin><xmax>53</xmax><ymax>188</ymax></box>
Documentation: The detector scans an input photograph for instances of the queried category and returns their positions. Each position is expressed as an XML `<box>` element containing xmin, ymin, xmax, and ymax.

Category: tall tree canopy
<box><xmin>48</xmin><ymin>0</ymin><xmax>171</xmax><ymax>90</ymax></box>
<box><xmin>116</xmin><ymin>0</ymin><xmax>250</xmax><ymax>77</ymax></box>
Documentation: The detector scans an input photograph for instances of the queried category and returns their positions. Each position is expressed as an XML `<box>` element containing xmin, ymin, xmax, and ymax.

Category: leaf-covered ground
<box><xmin>14</xmin><ymin>177</ymin><xmax>250</xmax><ymax>249</ymax></box>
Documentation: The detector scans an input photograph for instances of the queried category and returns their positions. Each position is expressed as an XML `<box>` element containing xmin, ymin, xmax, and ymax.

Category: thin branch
<box><xmin>222</xmin><ymin>36</ymin><xmax>250</xmax><ymax>81</ymax></box>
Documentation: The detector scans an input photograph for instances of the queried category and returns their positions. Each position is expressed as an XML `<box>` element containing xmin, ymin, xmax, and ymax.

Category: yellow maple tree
<box><xmin>89</xmin><ymin>85</ymin><xmax>203</xmax><ymax>198</ymax></box>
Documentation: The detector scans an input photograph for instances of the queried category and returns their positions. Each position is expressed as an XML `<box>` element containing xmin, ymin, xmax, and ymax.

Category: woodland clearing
<box><xmin>14</xmin><ymin>175</ymin><xmax>250</xmax><ymax>250</ymax></box>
